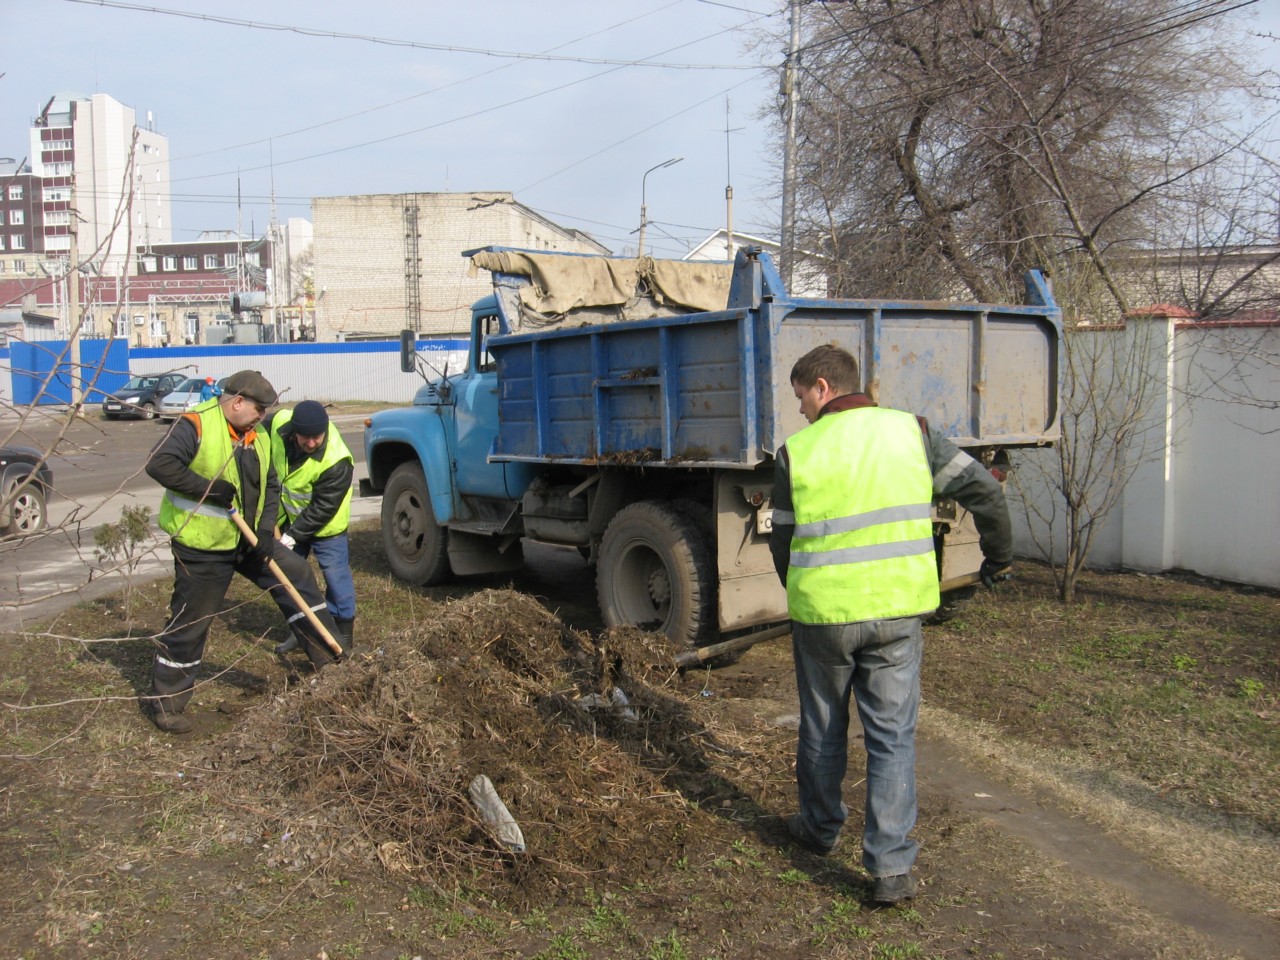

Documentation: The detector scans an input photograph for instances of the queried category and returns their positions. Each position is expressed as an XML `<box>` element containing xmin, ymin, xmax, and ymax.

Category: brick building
<box><xmin>311</xmin><ymin>192</ymin><xmax>608</xmax><ymax>339</ymax></box>
<box><xmin>0</xmin><ymin>158</ymin><xmax>41</xmax><ymax>276</ymax></box>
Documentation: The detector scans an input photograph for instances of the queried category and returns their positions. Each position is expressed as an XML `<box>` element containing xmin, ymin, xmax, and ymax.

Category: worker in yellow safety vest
<box><xmin>145</xmin><ymin>371</ymin><xmax>344</xmax><ymax>735</ymax></box>
<box><xmin>266</xmin><ymin>400</ymin><xmax>357</xmax><ymax>653</ymax></box>
<box><xmin>770</xmin><ymin>344</ymin><xmax>1012</xmax><ymax>905</ymax></box>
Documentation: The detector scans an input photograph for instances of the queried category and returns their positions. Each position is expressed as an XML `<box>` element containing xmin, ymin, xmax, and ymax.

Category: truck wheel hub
<box><xmin>648</xmin><ymin>568</ymin><xmax>671</xmax><ymax>605</ymax></box>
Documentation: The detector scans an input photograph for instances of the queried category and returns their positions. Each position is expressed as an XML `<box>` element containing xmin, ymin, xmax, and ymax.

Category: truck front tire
<box><xmin>382</xmin><ymin>462</ymin><xmax>452</xmax><ymax>586</ymax></box>
<box><xmin>597</xmin><ymin>501</ymin><xmax>714</xmax><ymax>648</ymax></box>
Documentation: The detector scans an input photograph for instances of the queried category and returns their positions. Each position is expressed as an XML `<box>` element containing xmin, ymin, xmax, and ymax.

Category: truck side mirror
<box><xmin>399</xmin><ymin>330</ymin><xmax>416</xmax><ymax>373</ymax></box>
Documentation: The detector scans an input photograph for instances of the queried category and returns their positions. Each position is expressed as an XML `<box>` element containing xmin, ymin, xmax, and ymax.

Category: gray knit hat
<box><xmin>223</xmin><ymin>370</ymin><xmax>278</xmax><ymax>407</ymax></box>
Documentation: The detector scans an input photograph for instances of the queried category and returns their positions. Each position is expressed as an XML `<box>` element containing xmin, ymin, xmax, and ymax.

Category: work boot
<box><xmin>150</xmin><ymin>708</ymin><xmax>193</xmax><ymax>735</ymax></box>
<box><xmin>273</xmin><ymin>634</ymin><xmax>299</xmax><ymax>654</ymax></box>
<box><xmin>868</xmin><ymin>872</ymin><xmax>917</xmax><ymax>905</ymax></box>
<box><xmin>334</xmin><ymin>618</ymin><xmax>355</xmax><ymax>654</ymax></box>
<box><xmin>788</xmin><ymin>813</ymin><xmax>839</xmax><ymax>856</ymax></box>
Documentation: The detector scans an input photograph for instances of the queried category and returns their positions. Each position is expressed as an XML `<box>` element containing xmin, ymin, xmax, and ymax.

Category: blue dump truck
<box><xmin>361</xmin><ymin>246</ymin><xmax>1061</xmax><ymax>648</ymax></box>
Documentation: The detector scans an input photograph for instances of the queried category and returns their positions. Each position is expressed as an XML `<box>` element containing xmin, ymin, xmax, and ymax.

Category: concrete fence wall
<box><xmin>1008</xmin><ymin>317</ymin><xmax>1280</xmax><ymax>590</ymax></box>
<box><xmin>3</xmin><ymin>338</ymin><xmax>468</xmax><ymax>407</ymax></box>
<box><xmin>127</xmin><ymin>339</ymin><xmax>470</xmax><ymax>404</ymax></box>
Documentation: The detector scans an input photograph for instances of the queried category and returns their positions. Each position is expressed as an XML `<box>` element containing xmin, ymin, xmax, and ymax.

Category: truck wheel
<box><xmin>597</xmin><ymin>501</ymin><xmax>714</xmax><ymax>648</ymax></box>
<box><xmin>382</xmin><ymin>462</ymin><xmax>451</xmax><ymax>586</ymax></box>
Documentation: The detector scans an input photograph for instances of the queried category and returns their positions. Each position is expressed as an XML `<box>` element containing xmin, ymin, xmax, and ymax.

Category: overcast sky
<box><xmin>3</xmin><ymin>1</ymin><xmax>1277</xmax><ymax>261</ymax></box>
<box><xmin>2</xmin><ymin>0</ymin><xmax>784</xmax><ymax>259</ymax></box>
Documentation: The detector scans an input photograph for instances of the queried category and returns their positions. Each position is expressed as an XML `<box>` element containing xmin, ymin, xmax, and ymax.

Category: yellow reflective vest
<box><xmin>269</xmin><ymin>409</ymin><xmax>353</xmax><ymax>539</ymax></box>
<box><xmin>784</xmin><ymin>406</ymin><xmax>940</xmax><ymax>623</ymax></box>
<box><xmin>158</xmin><ymin>399</ymin><xmax>270</xmax><ymax>551</ymax></box>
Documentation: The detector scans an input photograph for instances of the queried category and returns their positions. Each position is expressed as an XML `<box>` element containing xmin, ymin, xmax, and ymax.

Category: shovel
<box><xmin>228</xmin><ymin>507</ymin><xmax>344</xmax><ymax>658</ymax></box>
<box><xmin>674</xmin><ymin>621</ymin><xmax>793</xmax><ymax>670</ymax></box>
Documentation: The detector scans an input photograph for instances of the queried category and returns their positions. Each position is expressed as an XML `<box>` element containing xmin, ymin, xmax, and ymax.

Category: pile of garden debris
<box><xmin>202</xmin><ymin>589</ymin><xmax>787</xmax><ymax>903</ymax></box>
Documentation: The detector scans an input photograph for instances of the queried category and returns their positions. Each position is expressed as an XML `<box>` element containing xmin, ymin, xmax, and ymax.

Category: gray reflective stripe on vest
<box><xmin>281</xmin><ymin>485</ymin><xmax>313</xmax><ymax>519</ymax></box>
<box><xmin>794</xmin><ymin>502</ymin><xmax>930</xmax><ymax>539</ymax></box>
<box><xmin>164</xmin><ymin>491</ymin><xmax>233</xmax><ymax>520</ymax></box>
<box><xmin>789</xmin><ymin>536</ymin><xmax>935</xmax><ymax>568</ymax></box>
<box><xmin>156</xmin><ymin>654</ymin><xmax>202</xmax><ymax>670</ymax></box>
<box><xmin>933</xmin><ymin>450</ymin><xmax>976</xmax><ymax>493</ymax></box>
<box><xmin>772</xmin><ymin>508</ymin><xmax>795</xmax><ymax>525</ymax></box>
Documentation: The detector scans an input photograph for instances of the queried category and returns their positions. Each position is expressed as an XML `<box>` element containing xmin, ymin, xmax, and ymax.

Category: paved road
<box><xmin>0</xmin><ymin>408</ymin><xmax>379</xmax><ymax>631</ymax></box>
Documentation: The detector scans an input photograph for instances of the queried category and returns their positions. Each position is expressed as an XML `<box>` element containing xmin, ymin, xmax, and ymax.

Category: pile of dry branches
<box><xmin>203</xmin><ymin>589</ymin><xmax>769</xmax><ymax>900</ymax></box>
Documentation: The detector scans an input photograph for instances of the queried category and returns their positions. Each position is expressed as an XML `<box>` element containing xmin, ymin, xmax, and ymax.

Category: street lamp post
<box><xmin>638</xmin><ymin>157</ymin><xmax>683</xmax><ymax>257</ymax></box>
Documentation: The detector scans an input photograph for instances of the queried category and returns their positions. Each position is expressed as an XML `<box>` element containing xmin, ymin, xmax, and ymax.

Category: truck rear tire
<box><xmin>382</xmin><ymin>462</ymin><xmax>452</xmax><ymax>586</ymax></box>
<box><xmin>597</xmin><ymin>501</ymin><xmax>714</xmax><ymax>648</ymax></box>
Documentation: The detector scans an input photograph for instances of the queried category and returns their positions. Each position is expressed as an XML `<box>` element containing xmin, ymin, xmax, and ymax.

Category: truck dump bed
<box><xmin>468</xmin><ymin>247</ymin><xmax>1061</xmax><ymax>467</ymax></box>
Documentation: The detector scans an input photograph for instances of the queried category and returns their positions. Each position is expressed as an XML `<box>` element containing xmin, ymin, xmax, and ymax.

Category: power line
<box><xmin>695</xmin><ymin>0</ymin><xmax>778</xmax><ymax>14</ymax></box>
<box><xmin>146</xmin><ymin>2</ymin><xmax>699</xmax><ymax>167</ymax></box>
<box><xmin>63</xmin><ymin>0</ymin><xmax>758</xmax><ymax>69</ymax></box>
<box><xmin>158</xmin><ymin>21</ymin><xmax>775</xmax><ymax>188</ymax></box>
<box><xmin>516</xmin><ymin>75</ymin><xmax>764</xmax><ymax>194</ymax></box>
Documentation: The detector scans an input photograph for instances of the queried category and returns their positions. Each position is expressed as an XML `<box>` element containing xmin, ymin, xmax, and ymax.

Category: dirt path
<box><xmin>915</xmin><ymin>735</ymin><xmax>1277</xmax><ymax>960</ymax></box>
<box><xmin>709</xmin><ymin>644</ymin><xmax>1277</xmax><ymax>960</ymax></box>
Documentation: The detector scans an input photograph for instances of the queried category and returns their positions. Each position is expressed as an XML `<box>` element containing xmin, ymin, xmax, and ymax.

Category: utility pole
<box><xmin>780</xmin><ymin>0</ymin><xmax>801</xmax><ymax>292</ymax></box>
<box><xmin>69</xmin><ymin>176</ymin><xmax>84</xmax><ymax>415</ymax></box>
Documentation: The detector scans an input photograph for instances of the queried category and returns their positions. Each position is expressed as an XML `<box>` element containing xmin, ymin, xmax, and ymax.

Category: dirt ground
<box><xmin>0</xmin><ymin>525</ymin><xmax>1276</xmax><ymax>960</ymax></box>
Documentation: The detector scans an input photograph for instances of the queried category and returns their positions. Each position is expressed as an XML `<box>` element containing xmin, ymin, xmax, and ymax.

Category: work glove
<box><xmin>205</xmin><ymin>478</ymin><xmax>237</xmax><ymax>509</ymax></box>
<box><xmin>979</xmin><ymin>558</ymin><xmax>1013</xmax><ymax>588</ymax></box>
<box><xmin>247</xmin><ymin>521</ymin><xmax>275</xmax><ymax>566</ymax></box>
<box><xmin>279</xmin><ymin>532</ymin><xmax>297</xmax><ymax>551</ymax></box>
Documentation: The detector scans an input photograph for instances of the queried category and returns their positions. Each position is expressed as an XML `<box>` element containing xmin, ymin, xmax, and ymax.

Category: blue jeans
<box><xmin>792</xmin><ymin>616</ymin><xmax>922</xmax><ymax>877</ymax></box>
<box><xmin>292</xmin><ymin>532</ymin><xmax>356</xmax><ymax>621</ymax></box>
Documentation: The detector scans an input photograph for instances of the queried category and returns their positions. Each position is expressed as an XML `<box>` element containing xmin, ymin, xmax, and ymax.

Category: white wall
<box><xmin>1010</xmin><ymin>318</ymin><xmax>1280</xmax><ymax>590</ymax></box>
<box><xmin>1172</xmin><ymin>324</ymin><xmax>1280</xmax><ymax>585</ymax></box>
<box><xmin>127</xmin><ymin>339</ymin><xmax>469</xmax><ymax>405</ymax></box>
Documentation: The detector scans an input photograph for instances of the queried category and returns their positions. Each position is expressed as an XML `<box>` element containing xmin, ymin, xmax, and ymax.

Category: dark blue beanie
<box><xmin>291</xmin><ymin>400</ymin><xmax>329</xmax><ymax>436</ymax></box>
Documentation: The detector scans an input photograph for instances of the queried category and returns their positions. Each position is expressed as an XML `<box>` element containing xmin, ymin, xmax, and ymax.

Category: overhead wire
<box><xmin>155</xmin><ymin>16</ymin><xmax>775</xmax><ymax>187</ymax></box>
<box><xmin>133</xmin><ymin>1</ymin><xmax>719</xmax><ymax>166</ymax></box>
<box><xmin>37</xmin><ymin>2</ymin><xmax>778</xmax><ymax>248</ymax></box>
<box><xmin>61</xmin><ymin>0</ymin><xmax>759</xmax><ymax>69</ymax></box>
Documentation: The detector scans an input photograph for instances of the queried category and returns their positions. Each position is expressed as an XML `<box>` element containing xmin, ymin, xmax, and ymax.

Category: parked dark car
<box><xmin>101</xmin><ymin>372</ymin><xmax>186</xmax><ymax>421</ymax></box>
<box><xmin>1</xmin><ymin>445</ymin><xmax>53</xmax><ymax>537</ymax></box>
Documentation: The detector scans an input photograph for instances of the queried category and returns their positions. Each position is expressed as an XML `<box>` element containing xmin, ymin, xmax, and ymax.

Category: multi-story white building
<box><xmin>29</xmin><ymin>92</ymin><xmax>171</xmax><ymax>272</ymax></box>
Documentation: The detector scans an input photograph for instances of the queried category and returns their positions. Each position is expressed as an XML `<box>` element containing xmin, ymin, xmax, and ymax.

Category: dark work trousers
<box><xmin>149</xmin><ymin>539</ymin><xmax>341</xmax><ymax>716</ymax></box>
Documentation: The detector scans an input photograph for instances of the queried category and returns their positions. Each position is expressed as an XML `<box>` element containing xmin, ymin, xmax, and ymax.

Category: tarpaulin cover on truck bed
<box><xmin>469</xmin><ymin>250</ymin><xmax>733</xmax><ymax>323</ymax></box>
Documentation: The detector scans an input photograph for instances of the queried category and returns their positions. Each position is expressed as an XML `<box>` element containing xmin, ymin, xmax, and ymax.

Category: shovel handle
<box><xmin>674</xmin><ymin>621</ymin><xmax>792</xmax><ymax>670</ymax></box>
<box><xmin>228</xmin><ymin>508</ymin><xmax>343</xmax><ymax>658</ymax></box>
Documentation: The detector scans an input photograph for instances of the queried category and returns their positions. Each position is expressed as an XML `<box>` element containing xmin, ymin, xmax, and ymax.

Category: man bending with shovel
<box><xmin>144</xmin><ymin>369</ymin><xmax>347</xmax><ymax>734</ymax></box>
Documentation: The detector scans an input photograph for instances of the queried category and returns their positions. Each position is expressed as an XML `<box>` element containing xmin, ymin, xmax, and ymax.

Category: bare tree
<box><xmin>289</xmin><ymin>243</ymin><xmax>315</xmax><ymax>305</ymax></box>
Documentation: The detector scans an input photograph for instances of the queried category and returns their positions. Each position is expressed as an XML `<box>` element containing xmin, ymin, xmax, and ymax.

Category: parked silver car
<box><xmin>158</xmin><ymin>377</ymin><xmax>226</xmax><ymax>420</ymax></box>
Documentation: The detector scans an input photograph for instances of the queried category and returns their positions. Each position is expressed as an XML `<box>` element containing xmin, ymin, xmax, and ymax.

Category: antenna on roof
<box><xmin>724</xmin><ymin>97</ymin><xmax>743</xmax><ymax>260</ymax></box>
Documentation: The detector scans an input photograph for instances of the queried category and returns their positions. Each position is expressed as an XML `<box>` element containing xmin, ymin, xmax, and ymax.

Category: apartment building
<box><xmin>0</xmin><ymin>157</ymin><xmax>41</xmax><ymax>278</ymax></box>
<box><xmin>28</xmin><ymin>91</ymin><xmax>171</xmax><ymax>271</ymax></box>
